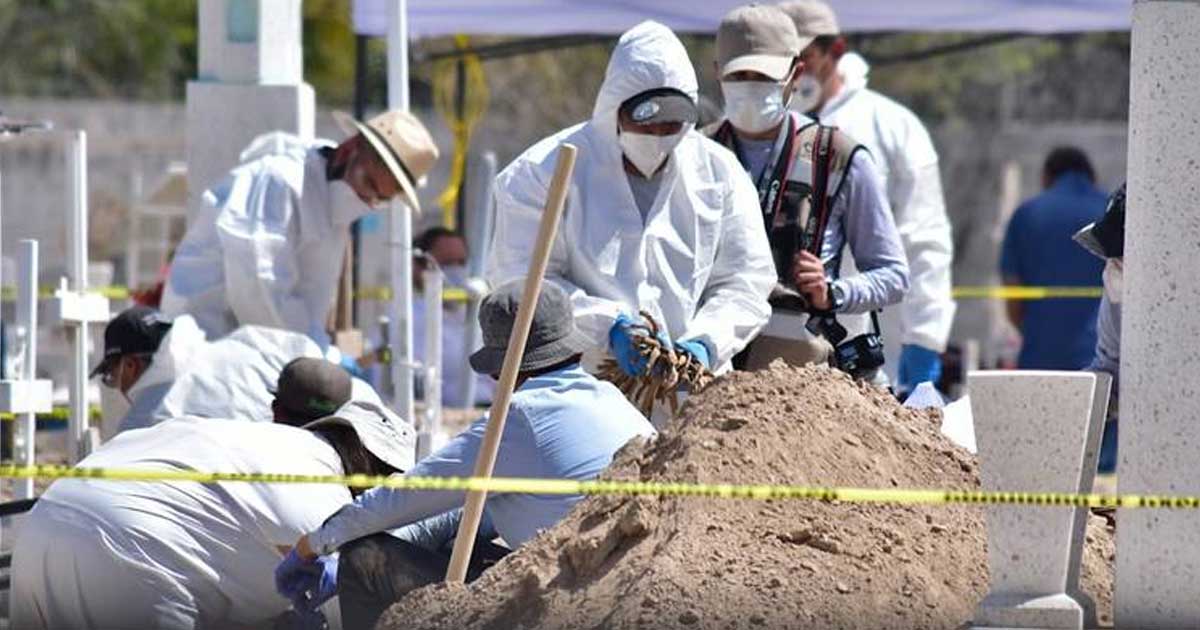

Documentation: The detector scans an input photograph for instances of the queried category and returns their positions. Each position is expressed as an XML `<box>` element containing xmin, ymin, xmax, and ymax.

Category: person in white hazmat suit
<box><xmin>706</xmin><ymin>5</ymin><xmax>909</xmax><ymax>382</ymax></box>
<box><xmin>161</xmin><ymin>109</ymin><xmax>439</xmax><ymax>349</ymax></box>
<box><xmin>95</xmin><ymin>306</ymin><xmax>381</xmax><ymax>439</ymax></box>
<box><xmin>11</xmin><ymin>388</ymin><xmax>416</xmax><ymax>630</ymax></box>
<box><xmin>779</xmin><ymin>0</ymin><xmax>957</xmax><ymax>393</ymax></box>
<box><xmin>489</xmin><ymin>21</ymin><xmax>775</xmax><ymax>387</ymax></box>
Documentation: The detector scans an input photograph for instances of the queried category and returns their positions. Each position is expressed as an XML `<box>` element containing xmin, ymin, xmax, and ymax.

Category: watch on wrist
<box><xmin>828</xmin><ymin>282</ymin><xmax>846</xmax><ymax>311</ymax></box>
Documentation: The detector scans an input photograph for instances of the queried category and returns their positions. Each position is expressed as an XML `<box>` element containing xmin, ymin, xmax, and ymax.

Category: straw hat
<box><xmin>333</xmin><ymin>109</ymin><xmax>439</xmax><ymax>212</ymax></box>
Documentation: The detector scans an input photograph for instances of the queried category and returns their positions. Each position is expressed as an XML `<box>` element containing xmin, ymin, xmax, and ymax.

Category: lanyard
<box><xmin>722</xmin><ymin>113</ymin><xmax>801</xmax><ymax>226</ymax></box>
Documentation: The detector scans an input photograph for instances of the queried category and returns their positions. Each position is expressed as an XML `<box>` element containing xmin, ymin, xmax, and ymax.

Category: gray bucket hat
<box><xmin>303</xmin><ymin>400</ymin><xmax>416</xmax><ymax>472</ymax></box>
<box><xmin>469</xmin><ymin>281</ymin><xmax>591</xmax><ymax>375</ymax></box>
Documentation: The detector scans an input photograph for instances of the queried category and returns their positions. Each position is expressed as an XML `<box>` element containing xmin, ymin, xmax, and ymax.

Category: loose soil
<box><xmin>382</xmin><ymin>363</ymin><xmax>1115</xmax><ymax>630</ymax></box>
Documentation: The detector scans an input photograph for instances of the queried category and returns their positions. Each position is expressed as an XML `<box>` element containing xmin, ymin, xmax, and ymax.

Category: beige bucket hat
<box><xmin>333</xmin><ymin>109</ymin><xmax>439</xmax><ymax>212</ymax></box>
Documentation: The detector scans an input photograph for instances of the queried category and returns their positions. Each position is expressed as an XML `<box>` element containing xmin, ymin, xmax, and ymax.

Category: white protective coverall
<box><xmin>105</xmin><ymin>314</ymin><xmax>208</xmax><ymax>440</ymax></box>
<box><xmin>817</xmin><ymin>53</ymin><xmax>956</xmax><ymax>382</ymax></box>
<box><xmin>489</xmin><ymin>21</ymin><xmax>775</xmax><ymax>371</ymax></box>
<box><xmin>11</xmin><ymin>418</ymin><xmax>364</xmax><ymax>630</ymax></box>
<box><xmin>161</xmin><ymin>133</ymin><xmax>370</xmax><ymax>348</ymax></box>
<box><xmin>118</xmin><ymin>324</ymin><xmax>381</xmax><ymax>435</ymax></box>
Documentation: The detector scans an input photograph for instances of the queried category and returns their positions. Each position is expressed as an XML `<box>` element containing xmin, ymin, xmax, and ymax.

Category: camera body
<box><xmin>833</xmin><ymin>331</ymin><xmax>886</xmax><ymax>379</ymax></box>
<box><xmin>805</xmin><ymin>310</ymin><xmax>886</xmax><ymax>380</ymax></box>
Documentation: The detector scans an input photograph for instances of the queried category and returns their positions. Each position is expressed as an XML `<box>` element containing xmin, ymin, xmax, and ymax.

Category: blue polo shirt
<box><xmin>1000</xmin><ymin>171</ymin><xmax>1107</xmax><ymax>369</ymax></box>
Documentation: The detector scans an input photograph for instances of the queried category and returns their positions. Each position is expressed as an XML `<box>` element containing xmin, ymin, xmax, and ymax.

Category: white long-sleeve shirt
<box><xmin>12</xmin><ymin>420</ymin><xmax>354</xmax><ymax>630</ymax></box>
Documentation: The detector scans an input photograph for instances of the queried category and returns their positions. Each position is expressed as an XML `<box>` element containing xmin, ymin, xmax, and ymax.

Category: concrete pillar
<box><xmin>968</xmin><ymin>371</ymin><xmax>1105</xmax><ymax>630</ymax></box>
<box><xmin>186</xmin><ymin>0</ymin><xmax>314</xmax><ymax>219</ymax></box>
<box><xmin>1117</xmin><ymin>2</ymin><xmax>1200</xmax><ymax>626</ymax></box>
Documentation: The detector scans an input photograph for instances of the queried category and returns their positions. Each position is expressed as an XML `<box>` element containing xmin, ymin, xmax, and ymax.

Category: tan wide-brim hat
<box><xmin>333</xmin><ymin>109</ymin><xmax>439</xmax><ymax>213</ymax></box>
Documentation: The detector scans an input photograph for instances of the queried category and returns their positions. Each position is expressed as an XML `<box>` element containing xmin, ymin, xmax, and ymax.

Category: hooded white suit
<box><xmin>162</xmin><ymin>134</ymin><xmax>371</xmax><ymax>348</ymax></box>
<box><xmin>489</xmin><ymin>21</ymin><xmax>774</xmax><ymax>370</ymax></box>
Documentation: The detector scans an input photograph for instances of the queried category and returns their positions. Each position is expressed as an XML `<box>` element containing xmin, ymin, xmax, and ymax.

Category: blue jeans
<box><xmin>1098</xmin><ymin>420</ymin><xmax>1118</xmax><ymax>474</ymax></box>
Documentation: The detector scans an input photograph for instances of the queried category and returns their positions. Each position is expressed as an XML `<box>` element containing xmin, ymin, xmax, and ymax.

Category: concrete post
<box><xmin>186</xmin><ymin>0</ymin><xmax>314</xmax><ymax>219</ymax></box>
<box><xmin>968</xmin><ymin>371</ymin><xmax>1102</xmax><ymax>630</ymax></box>
<box><xmin>1116</xmin><ymin>2</ymin><xmax>1200</xmax><ymax>626</ymax></box>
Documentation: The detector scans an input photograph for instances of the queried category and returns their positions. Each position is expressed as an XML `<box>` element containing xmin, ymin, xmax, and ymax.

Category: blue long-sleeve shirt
<box><xmin>1001</xmin><ymin>172</ymin><xmax>1107</xmax><ymax>369</ymax></box>
<box><xmin>309</xmin><ymin>364</ymin><xmax>655</xmax><ymax>554</ymax></box>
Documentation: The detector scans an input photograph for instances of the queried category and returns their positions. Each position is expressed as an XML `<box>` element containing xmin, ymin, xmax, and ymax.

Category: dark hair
<box><xmin>809</xmin><ymin>35</ymin><xmax>840</xmax><ymax>52</ymax></box>
<box><xmin>414</xmin><ymin>226</ymin><xmax>463</xmax><ymax>256</ymax></box>
<box><xmin>308</xmin><ymin>424</ymin><xmax>399</xmax><ymax>496</ymax></box>
<box><xmin>1043</xmin><ymin>147</ymin><xmax>1095</xmax><ymax>183</ymax></box>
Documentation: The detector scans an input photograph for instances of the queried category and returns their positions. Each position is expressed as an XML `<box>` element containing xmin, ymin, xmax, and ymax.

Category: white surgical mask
<box><xmin>721</xmin><ymin>81</ymin><xmax>789</xmax><ymax>134</ymax></box>
<box><xmin>1103</xmin><ymin>258</ymin><xmax>1123</xmax><ymax>304</ymax></box>
<box><xmin>329</xmin><ymin>179</ymin><xmax>375</xmax><ymax>225</ymax></box>
<box><xmin>791</xmin><ymin>74</ymin><xmax>824</xmax><ymax>114</ymax></box>
<box><xmin>618</xmin><ymin>128</ymin><xmax>687</xmax><ymax>178</ymax></box>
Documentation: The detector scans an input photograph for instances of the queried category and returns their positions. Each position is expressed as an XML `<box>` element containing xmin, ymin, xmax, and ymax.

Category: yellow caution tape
<box><xmin>432</xmin><ymin>34</ymin><xmax>490</xmax><ymax>229</ymax></box>
<box><xmin>0</xmin><ymin>285</ymin><xmax>1102</xmax><ymax>305</ymax></box>
<box><xmin>0</xmin><ymin>464</ymin><xmax>1191</xmax><ymax>509</ymax></box>
<box><xmin>0</xmin><ymin>406</ymin><xmax>102</xmax><ymax>421</ymax></box>
<box><xmin>951</xmin><ymin>286</ymin><xmax>1103</xmax><ymax>300</ymax></box>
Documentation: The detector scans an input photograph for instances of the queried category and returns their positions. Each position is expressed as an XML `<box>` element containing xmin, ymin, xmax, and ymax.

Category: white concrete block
<box><xmin>185</xmin><ymin>81</ymin><xmax>315</xmax><ymax>219</ymax></box>
<box><xmin>968</xmin><ymin>370</ymin><xmax>1099</xmax><ymax>630</ymax></box>
<box><xmin>0</xmin><ymin>380</ymin><xmax>53</xmax><ymax>414</ymax></box>
<box><xmin>1118</xmin><ymin>2</ymin><xmax>1200</xmax><ymax>627</ymax></box>
<box><xmin>197</xmin><ymin>0</ymin><xmax>302</xmax><ymax>85</ymax></box>
<box><xmin>46</xmin><ymin>289</ymin><xmax>110</xmax><ymax>325</ymax></box>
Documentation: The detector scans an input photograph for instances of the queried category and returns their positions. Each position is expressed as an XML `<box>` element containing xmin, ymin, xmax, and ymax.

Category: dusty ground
<box><xmin>382</xmin><ymin>363</ymin><xmax>1115</xmax><ymax>630</ymax></box>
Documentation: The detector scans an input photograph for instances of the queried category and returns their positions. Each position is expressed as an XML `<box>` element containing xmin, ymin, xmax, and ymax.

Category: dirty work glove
<box><xmin>275</xmin><ymin>548</ymin><xmax>323</xmax><ymax>607</ymax></box>
<box><xmin>898</xmin><ymin>344</ymin><xmax>942</xmax><ymax>393</ymax></box>
<box><xmin>674</xmin><ymin>339</ymin><xmax>712</xmax><ymax>370</ymax></box>
<box><xmin>609</xmin><ymin>314</ymin><xmax>653</xmax><ymax>376</ymax></box>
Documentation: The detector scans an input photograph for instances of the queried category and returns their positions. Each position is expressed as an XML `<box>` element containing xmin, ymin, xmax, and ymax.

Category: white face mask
<box><xmin>329</xmin><ymin>179</ymin><xmax>375</xmax><ymax>226</ymax></box>
<box><xmin>791</xmin><ymin>74</ymin><xmax>824</xmax><ymax>114</ymax></box>
<box><xmin>721</xmin><ymin>81</ymin><xmax>789</xmax><ymax>134</ymax></box>
<box><xmin>618</xmin><ymin>128</ymin><xmax>688</xmax><ymax>178</ymax></box>
<box><xmin>1103</xmin><ymin>258</ymin><xmax>1123</xmax><ymax>304</ymax></box>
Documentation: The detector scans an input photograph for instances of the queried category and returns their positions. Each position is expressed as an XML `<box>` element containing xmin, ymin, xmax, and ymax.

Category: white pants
<box><xmin>12</xmin><ymin>505</ymin><xmax>200</xmax><ymax>630</ymax></box>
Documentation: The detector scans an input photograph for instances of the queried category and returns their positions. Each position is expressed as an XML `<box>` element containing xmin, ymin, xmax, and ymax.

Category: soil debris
<box><xmin>381</xmin><ymin>363</ymin><xmax>1114</xmax><ymax>630</ymax></box>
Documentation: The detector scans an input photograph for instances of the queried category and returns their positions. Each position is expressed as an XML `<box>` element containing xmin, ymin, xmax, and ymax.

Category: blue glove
<box><xmin>675</xmin><ymin>339</ymin><xmax>712</xmax><ymax>370</ymax></box>
<box><xmin>898</xmin><ymin>344</ymin><xmax>942</xmax><ymax>392</ymax></box>
<box><xmin>609</xmin><ymin>314</ymin><xmax>648</xmax><ymax>376</ymax></box>
<box><xmin>306</xmin><ymin>555</ymin><xmax>339</xmax><ymax>610</ymax></box>
<box><xmin>275</xmin><ymin>548</ymin><xmax>320</xmax><ymax>605</ymax></box>
<box><xmin>276</xmin><ymin>548</ymin><xmax>339</xmax><ymax>612</ymax></box>
<box><xmin>339</xmin><ymin>355</ymin><xmax>368</xmax><ymax>380</ymax></box>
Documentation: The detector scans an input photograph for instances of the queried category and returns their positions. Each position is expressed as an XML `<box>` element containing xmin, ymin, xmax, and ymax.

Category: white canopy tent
<box><xmin>354</xmin><ymin>0</ymin><xmax>1131</xmax><ymax>38</ymax></box>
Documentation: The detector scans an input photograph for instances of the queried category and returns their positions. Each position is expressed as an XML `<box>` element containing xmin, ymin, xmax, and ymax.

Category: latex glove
<box><xmin>339</xmin><ymin>355</ymin><xmax>368</xmax><ymax>380</ymax></box>
<box><xmin>609</xmin><ymin>314</ymin><xmax>649</xmax><ymax>376</ymax></box>
<box><xmin>275</xmin><ymin>548</ymin><xmax>322</xmax><ymax>607</ymax></box>
<box><xmin>305</xmin><ymin>555</ymin><xmax>339</xmax><ymax>611</ymax></box>
<box><xmin>675</xmin><ymin>339</ymin><xmax>712</xmax><ymax>370</ymax></box>
<box><xmin>898</xmin><ymin>344</ymin><xmax>942</xmax><ymax>393</ymax></box>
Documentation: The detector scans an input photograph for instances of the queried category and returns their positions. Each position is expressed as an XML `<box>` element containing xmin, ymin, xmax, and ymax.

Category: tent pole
<box><xmin>386</xmin><ymin>0</ymin><xmax>416</xmax><ymax>428</ymax></box>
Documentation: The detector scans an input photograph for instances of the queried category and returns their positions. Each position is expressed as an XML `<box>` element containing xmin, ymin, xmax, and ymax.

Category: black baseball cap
<box><xmin>90</xmin><ymin>306</ymin><xmax>173</xmax><ymax>378</ymax></box>
<box><xmin>620</xmin><ymin>88</ymin><xmax>699</xmax><ymax>126</ymax></box>
<box><xmin>271</xmin><ymin>358</ymin><xmax>354</xmax><ymax>426</ymax></box>
<box><xmin>1073</xmin><ymin>183</ymin><xmax>1126</xmax><ymax>259</ymax></box>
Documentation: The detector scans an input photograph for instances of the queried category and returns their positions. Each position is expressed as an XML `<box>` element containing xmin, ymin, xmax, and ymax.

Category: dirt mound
<box><xmin>382</xmin><ymin>363</ymin><xmax>1115</xmax><ymax>630</ymax></box>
